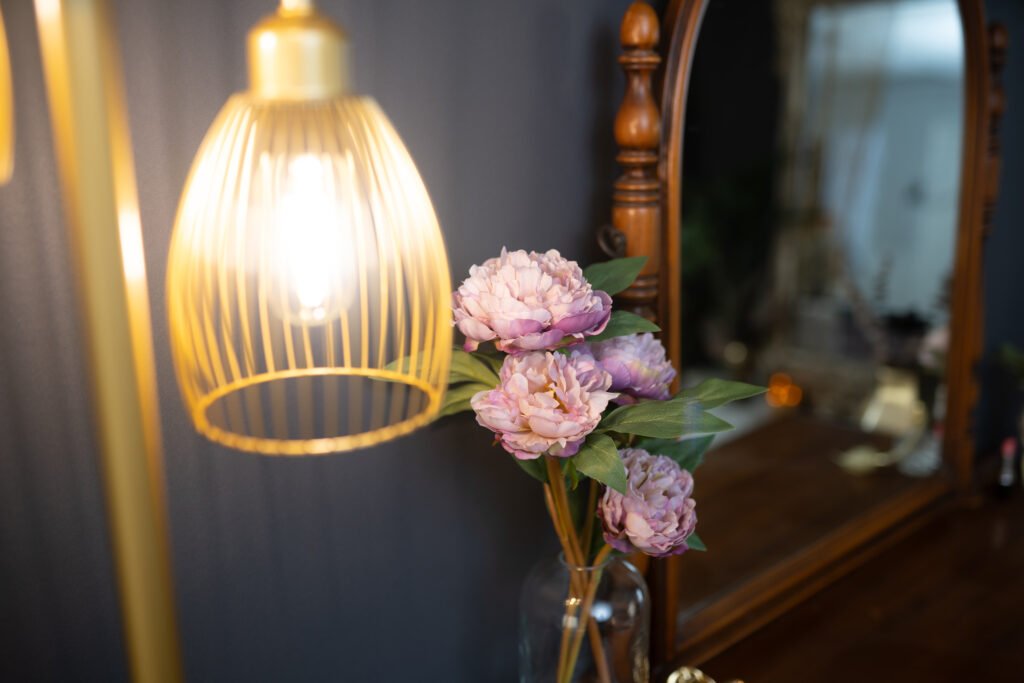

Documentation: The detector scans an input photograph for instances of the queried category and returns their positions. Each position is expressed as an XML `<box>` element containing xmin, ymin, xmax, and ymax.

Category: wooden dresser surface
<box><xmin>698</xmin><ymin>486</ymin><xmax>1024</xmax><ymax>682</ymax></box>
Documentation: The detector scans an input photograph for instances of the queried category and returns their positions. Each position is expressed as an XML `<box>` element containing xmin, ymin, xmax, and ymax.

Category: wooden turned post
<box><xmin>612</xmin><ymin>2</ymin><xmax>662</xmax><ymax>322</ymax></box>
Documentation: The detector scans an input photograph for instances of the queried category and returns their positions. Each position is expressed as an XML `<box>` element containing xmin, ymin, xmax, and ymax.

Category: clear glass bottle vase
<box><xmin>519</xmin><ymin>553</ymin><xmax>650</xmax><ymax>683</ymax></box>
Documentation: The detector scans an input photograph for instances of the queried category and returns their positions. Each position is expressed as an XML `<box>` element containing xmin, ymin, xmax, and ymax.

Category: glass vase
<box><xmin>519</xmin><ymin>553</ymin><xmax>650</xmax><ymax>683</ymax></box>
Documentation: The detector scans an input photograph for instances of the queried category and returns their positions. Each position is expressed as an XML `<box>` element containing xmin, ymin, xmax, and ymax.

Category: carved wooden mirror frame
<box><xmin>603</xmin><ymin>0</ymin><xmax>1005</xmax><ymax>672</ymax></box>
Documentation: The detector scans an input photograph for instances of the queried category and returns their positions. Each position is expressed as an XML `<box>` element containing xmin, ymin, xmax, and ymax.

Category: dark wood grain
<box><xmin>697</xmin><ymin>491</ymin><xmax>1024</xmax><ymax>683</ymax></box>
<box><xmin>656</xmin><ymin>0</ymin><xmax>708</xmax><ymax>374</ymax></box>
<box><xmin>668</xmin><ymin>415</ymin><xmax>950</xmax><ymax>665</ymax></box>
<box><xmin>943</xmin><ymin>3</ymin><xmax>1006</xmax><ymax>491</ymax></box>
<box><xmin>678</xmin><ymin>415</ymin><xmax>909</xmax><ymax>606</ymax></box>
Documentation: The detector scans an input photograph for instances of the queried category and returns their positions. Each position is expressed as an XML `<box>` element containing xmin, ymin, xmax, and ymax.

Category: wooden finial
<box><xmin>621</xmin><ymin>2</ymin><xmax>659</xmax><ymax>50</ymax></box>
<box><xmin>607</xmin><ymin>2</ymin><xmax>662</xmax><ymax>322</ymax></box>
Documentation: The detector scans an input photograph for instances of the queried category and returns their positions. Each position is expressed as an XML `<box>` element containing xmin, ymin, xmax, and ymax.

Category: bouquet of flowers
<box><xmin>443</xmin><ymin>248</ymin><xmax>763</xmax><ymax>682</ymax></box>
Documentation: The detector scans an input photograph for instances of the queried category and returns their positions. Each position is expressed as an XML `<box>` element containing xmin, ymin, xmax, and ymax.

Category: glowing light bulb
<box><xmin>271</xmin><ymin>154</ymin><xmax>352</xmax><ymax>324</ymax></box>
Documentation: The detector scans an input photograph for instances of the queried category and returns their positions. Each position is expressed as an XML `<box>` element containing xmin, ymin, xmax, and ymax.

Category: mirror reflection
<box><xmin>676</xmin><ymin>0</ymin><xmax>964</xmax><ymax>617</ymax></box>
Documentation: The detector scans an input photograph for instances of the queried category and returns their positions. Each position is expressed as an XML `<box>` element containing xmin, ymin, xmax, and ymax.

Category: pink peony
<box><xmin>470</xmin><ymin>350</ymin><xmax>617</xmax><ymax>460</ymax></box>
<box><xmin>452</xmin><ymin>248</ymin><xmax>612</xmax><ymax>353</ymax></box>
<box><xmin>599</xmin><ymin>448</ymin><xmax>697</xmax><ymax>557</ymax></box>
<box><xmin>587</xmin><ymin>333</ymin><xmax>675</xmax><ymax>405</ymax></box>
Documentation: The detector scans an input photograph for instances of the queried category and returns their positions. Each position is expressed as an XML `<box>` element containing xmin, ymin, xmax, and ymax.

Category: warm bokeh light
<box><xmin>766</xmin><ymin>372</ymin><xmax>803</xmax><ymax>408</ymax></box>
<box><xmin>271</xmin><ymin>153</ymin><xmax>355</xmax><ymax>324</ymax></box>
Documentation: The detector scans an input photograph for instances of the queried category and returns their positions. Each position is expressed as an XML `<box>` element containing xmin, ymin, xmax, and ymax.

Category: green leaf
<box><xmin>565</xmin><ymin>459</ymin><xmax>580</xmax><ymax>490</ymax></box>
<box><xmin>514</xmin><ymin>457</ymin><xmax>548</xmax><ymax>484</ymax></box>
<box><xmin>386</xmin><ymin>348</ymin><xmax>502</xmax><ymax>387</ymax></box>
<box><xmin>675</xmin><ymin>436</ymin><xmax>715</xmax><ymax>472</ymax></box>
<box><xmin>574</xmin><ymin>433</ymin><xmax>627</xmax><ymax>495</ymax></box>
<box><xmin>449</xmin><ymin>349</ymin><xmax>500</xmax><ymax>386</ymax></box>
<box><xmin>450</xmin><ymin>350</ymin><xmax>501</xmax><ymax>387</ymax></box>
<box><xmin>383</xmin><ymin>353</ymin><xmax>424</xmax><ymax>375</ymax></box>
<box><xmin>677</xmin><ymin>400</ymin><xmax>734</xmax><ymax>435</ymax></box>
<box><xmin>635</xmin><ymin>434</ymin><xmax>715</xmax><ymax>472</ymax></box>
<box><xmin>687</xmin><ymin>531</ymin><xmax>707</xmax><ymax>552</ymax></box>
<box><xmin>585</xmin><ymin>310</ymin><xmax>660</xmax><ymax>343</ymax></box>
<box><xmin>566</xmin><ymin>473</ymin><xmax>590</xmax><ymax>531</ymax></box>
<box><xmin>599</xmin><ymin>401</ymin><xmax>683</xmax><ymax>438</ymax></box>
<box><xmin>589</xmin><ymin>525</ymin><xmax>609</xmax><ymax>560</ymax></box>
<box><xmin>435</xmin><ymin>382</ymin><xmax>490</xmax><ymax>418</ymax></box>
<box><xmin>599</xmin><ymin>398</ymin><xmax>733</xmax><ymax>439</ymax></box>
<box><xmin>676</xmin><ymin>378</ymin><xmax>766</xmax><ymax>410</ymax></box>
<box><xmin>436</xmin><ymin>400</ymin><xmax>473</xmax><ymax>419</ymax></box>
<box><xmin>582</xmin><ymin>256</ymin><xmax>648</xmax><ymax>296</ymax></box>
<box><xmin>475</xmin><ymin>351</ymin><xmax>506</xmax><ymax>376</ymax></box>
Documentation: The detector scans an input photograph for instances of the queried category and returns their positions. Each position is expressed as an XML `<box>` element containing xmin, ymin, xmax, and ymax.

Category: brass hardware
<box><xmin>667</xmin><ymin>666</ymin><xmax>744</xmax><ymax>683</ymax></box>
<box><xmin>247</xmin><ymin>0</ymin><xmax>349</xmax><ymax>100</ymax></box>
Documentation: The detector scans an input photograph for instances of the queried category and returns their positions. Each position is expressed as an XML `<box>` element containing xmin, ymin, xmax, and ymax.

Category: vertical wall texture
<box><xmin>0</xmin><ymin>0</ymin><xmax>623</xmax><ymax>681</ymax></box>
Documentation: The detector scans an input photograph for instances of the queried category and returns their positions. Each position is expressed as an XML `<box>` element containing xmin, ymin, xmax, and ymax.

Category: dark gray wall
<box><xmin>0</xmin><ymin>1</ymin><xmax>624</xmax><ymax>681</ymax></box>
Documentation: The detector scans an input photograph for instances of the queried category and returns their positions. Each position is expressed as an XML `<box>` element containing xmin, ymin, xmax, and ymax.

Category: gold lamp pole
<box><xmin>33</xmin><ymin>0</ymin><xmax>182</xmax><ymax>681</ymax></box>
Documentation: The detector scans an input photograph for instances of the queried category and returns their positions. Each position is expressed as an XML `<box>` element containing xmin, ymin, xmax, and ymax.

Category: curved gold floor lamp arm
<box><xmin>33</xmin><ymin>1</ymin><xmax>183</xmax><ymax>681</ymax></box>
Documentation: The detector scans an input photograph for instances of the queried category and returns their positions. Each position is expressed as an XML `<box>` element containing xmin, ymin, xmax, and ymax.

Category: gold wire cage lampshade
<box><xmin>167</xmin><ymin>1</ymin><xmax>451</xmax><ymax>455</ymax></box>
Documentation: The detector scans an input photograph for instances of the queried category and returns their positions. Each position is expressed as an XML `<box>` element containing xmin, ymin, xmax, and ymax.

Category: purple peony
<box><xmin>452</xmin><ymin>248</ymin><xmax>612</xmax><ymax>353</ymax></box>
<box><xmin>587</xmin><ymin>333</ymin><xmax>675</xmax><ymax>405</ymax></box>
<box><xmin>470</xmin><ymin>350</ymin><xmax>617</xmax><ymax>460</ymax></box>
<box><xmin>599</xmin><ymin>448</ymin><xmax>697</xmax><ymax>557</ymax></box>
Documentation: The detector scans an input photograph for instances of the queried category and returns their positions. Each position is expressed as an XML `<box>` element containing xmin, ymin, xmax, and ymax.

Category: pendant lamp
<box><xmin>167</xmin><ymin>0</ymin><xmax>452</xmax><ymax>455</ymax></box>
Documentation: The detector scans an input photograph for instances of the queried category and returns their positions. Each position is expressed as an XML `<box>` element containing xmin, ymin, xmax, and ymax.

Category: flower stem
<box><xmin>587</xmin><ymin>616</ymin><xmax>611</xmax><ymax>683</ymax></box>
<box><xmin>580</xmin><ymin>475</ymin><xmax>609</xmax><ymax>682</ymax></box>
<box><xmin>542</xmin><ymin>482</ymin><xmax>579</xmax><ymax>681</ymax></box>
<box><xmin>543</xmin><ymin>459</ymin><xmax>584</xmax><ymax>682</ymax></box>
<box><xmin>543</xmin><ymin>457</ymin><xmax>614</xmax><ymax>683</ymax></box>
<box><xmin>542</xmin><ymin>484</ymin><xmax>575</xmax><ymax>565</ymax></box>
<box><xmin>545</xmin><ymin>457</ymin><xmax>584</xmax><ymax>563</ymax></box>
<box><xmin>581</xmin><ymin>478</ymin><xmax>598</xmax><ymax>563</ymax></box>
<box><xmin>565</xmin><ymin>544</ymin><xmax>614</xmax><ymax>682</ymax></box>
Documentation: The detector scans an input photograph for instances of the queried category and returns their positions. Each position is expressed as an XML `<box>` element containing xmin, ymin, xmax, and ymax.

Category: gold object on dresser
<box><xmin>667</xmin><ymin>665</ymin><xmax>744</xmax><ymax>683</ymax></box>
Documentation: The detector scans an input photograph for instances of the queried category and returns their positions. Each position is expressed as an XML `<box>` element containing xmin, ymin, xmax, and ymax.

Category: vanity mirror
<box><xmin>603</xmin><ymin>0</ymin><xmax>1004</xmax><ymax>673</ymax></box>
